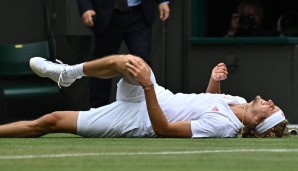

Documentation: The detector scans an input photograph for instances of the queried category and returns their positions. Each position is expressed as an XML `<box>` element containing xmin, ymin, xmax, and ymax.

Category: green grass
<box><xmin>1</xmin><ymin>134</ymin><xmax>298</xmax><ymax>171</ymax></box>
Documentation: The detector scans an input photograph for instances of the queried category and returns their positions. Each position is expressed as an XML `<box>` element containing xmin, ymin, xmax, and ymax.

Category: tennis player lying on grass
<box><xmin>0</xmin><ymin>55</ymin><xmax>288</xmax><ymax>138</ymax></box>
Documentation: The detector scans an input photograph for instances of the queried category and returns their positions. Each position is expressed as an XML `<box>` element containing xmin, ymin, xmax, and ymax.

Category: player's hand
<box><xmin>82</xmin><ymin>10</ymin><xmax>96</xmax><ymax>27</ymax></box>
<box><xmin>211</xmin><ymin>63</ymin><xmax>228</xmax><ymax>81</ymax></box>
<box><xmin>125</xmin><ymin>57</ymin><xmax>152</xmax><ymax>87</ymax></box>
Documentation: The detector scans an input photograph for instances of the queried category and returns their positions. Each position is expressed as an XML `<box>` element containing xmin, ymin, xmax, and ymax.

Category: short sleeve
<box><xmin>191</xmin><ymin>114</ymin><xmax>236</xmax><ymax>138</ymax></box>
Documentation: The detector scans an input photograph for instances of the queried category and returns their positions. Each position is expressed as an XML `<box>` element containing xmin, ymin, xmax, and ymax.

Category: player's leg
<box><xmin>29</xmin><ymin>54</ymin><xmax>147</xmax><ymax>87</ymax></box>
<box><xmin>0</xmin><ymin>111</ymin><xmax>78</xmax><ymax>138</ymax></box>
<box><xmin>83</xmin><ymin>54</ymin><xmax>146</xmax><ymax>85</ymax></box>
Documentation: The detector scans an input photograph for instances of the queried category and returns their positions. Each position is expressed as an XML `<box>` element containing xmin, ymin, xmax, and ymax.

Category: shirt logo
<box><xmin>212</xmin><ymin>106</ymin><xmax>219</xmax><ymax>111</ymax></box>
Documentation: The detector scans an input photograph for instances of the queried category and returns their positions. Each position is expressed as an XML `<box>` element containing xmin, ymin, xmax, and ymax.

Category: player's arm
<box><xmin>126</xmin><ymin>57</ymin><xmax>192</xmax><ymax>138</ymax></box>
<box><xmin>143</xmin><ymin>85</ymin><xmax>192</xmax><ymax>137</ymax></box>
<box><xmin>206</xmin><ymin>63</ymin><xmax>228</xmax><ymax>94</ymax></box>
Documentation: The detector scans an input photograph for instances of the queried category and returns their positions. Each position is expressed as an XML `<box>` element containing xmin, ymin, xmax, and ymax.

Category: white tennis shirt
<box><xmin>77</xmin><ymin>72</ymin><xmax>245</xmax><ymax>138</ymax></box>
<box><xmin>138</xmin><ymin>86</ymin><xmax>246</xmax><ymax>138</ymax></box>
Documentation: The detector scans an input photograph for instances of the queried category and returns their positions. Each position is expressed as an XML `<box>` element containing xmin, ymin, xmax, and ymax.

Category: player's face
<box><xmin>246</xmin><ymin>96</ymin><xmax>281</xmax><ymax>127</ymax></box>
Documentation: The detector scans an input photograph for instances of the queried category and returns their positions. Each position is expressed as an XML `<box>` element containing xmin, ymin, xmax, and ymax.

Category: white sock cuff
<box><xmin>72</xmin><ymin>63</ymin><xmax>85</xmax><ymax>78</ymax></box>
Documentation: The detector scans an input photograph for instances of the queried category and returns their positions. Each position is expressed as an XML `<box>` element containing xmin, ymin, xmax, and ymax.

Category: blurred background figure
<box><xmin>77</xmin><ymin>0</ymin><xmax>171</xmax><ymax>108</ymax></box>
<box><xmin>226</xmin><ymin>0</ymin><xmax>276</xmax><ymax>37</ymax></box>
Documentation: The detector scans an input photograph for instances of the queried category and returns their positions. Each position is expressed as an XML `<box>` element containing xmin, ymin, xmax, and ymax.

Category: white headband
<box><xmin>255</xmin><ymin>110</ymin><xmax>285</xmax><ymax>133</ymax></box>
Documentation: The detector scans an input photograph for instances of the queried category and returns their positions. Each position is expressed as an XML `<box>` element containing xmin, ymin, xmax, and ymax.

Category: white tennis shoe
<box><xmin>29</xmin><ymin>57</ymin><xmax>77</xmax><ymax>88</ymax></box>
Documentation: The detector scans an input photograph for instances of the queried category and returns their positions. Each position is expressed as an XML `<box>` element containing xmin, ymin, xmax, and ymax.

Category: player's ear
<box><xmin>255</xmin><ymin>115</ymin><xmax>265</xmax><ymax>125</ymax></box>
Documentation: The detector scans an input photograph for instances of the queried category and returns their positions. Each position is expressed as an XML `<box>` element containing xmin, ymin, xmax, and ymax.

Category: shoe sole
<box><xmin>29</xmin><ymin>57</ymin><xmax>47</xmax><ymax>78</ymax></box>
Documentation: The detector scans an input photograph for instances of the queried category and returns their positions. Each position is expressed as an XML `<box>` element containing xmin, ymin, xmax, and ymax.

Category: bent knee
<box><xmin>117</xmin><ymin>55</ymin><xmax>146</xmax><ymax>67</ymax></box>
<box><xmin>126</xmin><ymin>55</ymin><xmax>146</xmax><ymax>64</ymax></box>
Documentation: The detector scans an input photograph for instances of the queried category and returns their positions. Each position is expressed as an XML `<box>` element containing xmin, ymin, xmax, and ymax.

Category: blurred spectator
<box><xmin>77</xmin><ymin>0</ymin><xmax>171</xmax><ymax>108</ymax></box>
<box><xmin>226</xmin><ymin>0</ymin><xmax>276</xmax><ymax>37</ymax></box>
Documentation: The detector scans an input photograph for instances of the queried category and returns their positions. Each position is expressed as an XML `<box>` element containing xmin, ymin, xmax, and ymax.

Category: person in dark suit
<box><xmin>77</xmin><ymin>0</ymin><xmax>171</xmax><ymax>108</ymax></box>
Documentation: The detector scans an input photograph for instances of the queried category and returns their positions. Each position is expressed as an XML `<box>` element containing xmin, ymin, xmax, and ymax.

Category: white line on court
<box><xmin>1</xmin><ymin>149</ymin><xmax>298</xmax><ymax>160</ymax></box>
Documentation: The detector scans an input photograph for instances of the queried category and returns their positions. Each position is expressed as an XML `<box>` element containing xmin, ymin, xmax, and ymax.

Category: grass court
<box><xmin>1</xmin><ymin>134</ymin><xmax>298</xmax><ymax>171</ymax></box>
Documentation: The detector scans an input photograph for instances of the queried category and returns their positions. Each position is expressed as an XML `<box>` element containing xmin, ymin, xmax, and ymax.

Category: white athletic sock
<box><xmin>67</xmin><ymin>63</ymin><xmax>85</xmax><ymax>79</ymax></box>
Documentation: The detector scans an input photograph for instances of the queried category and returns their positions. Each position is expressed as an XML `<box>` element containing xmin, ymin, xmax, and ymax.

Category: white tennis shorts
<box><xmin>77</xmin><ymin>71</ymin><xmax>156</xmax><ymax>138</ymax></box>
